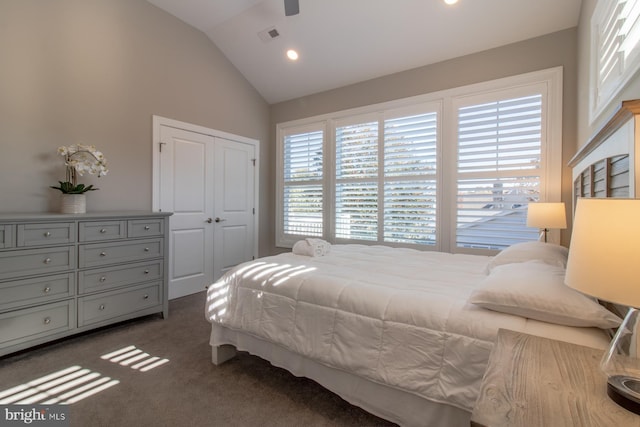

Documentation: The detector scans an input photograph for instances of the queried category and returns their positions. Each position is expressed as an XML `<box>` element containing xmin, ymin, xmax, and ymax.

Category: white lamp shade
<box><xmin>565</xmin><ymin>198</ymin><xmax>640</xmax><ymax>308</ymax></box>
<box><xmin>526</xmin><ymin>202</ymin><xmax>567</xmax><ymax>229</ymax></box>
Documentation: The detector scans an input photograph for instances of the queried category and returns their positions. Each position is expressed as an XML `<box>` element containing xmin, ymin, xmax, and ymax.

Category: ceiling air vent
<box><xmin>258</xmin><ymin>26</ymin><xmax>281</xmax><ymax>43</ymax></box>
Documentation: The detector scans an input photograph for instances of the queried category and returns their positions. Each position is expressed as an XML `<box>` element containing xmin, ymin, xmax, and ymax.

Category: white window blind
<box><xmin>456</xmin><ymin>95</ymin><xmax>542</xmax><ymax>250</ymax></box>
<box><xmin>335</xmin><ymin>121</ymin><xmax>378</xmax><ymax>240</ymax></box>
<box><xmin>383</xmin><ymin>112</ymin><xmax>438</xmax><ymax>245</ymax></box>
<box><xmin>282</xmin><ymin>129</ymin><xmax>323</xmax><ymax>237</ymax></box>
<box><xmin>334</xmin><ymin>112</ymin><xmax>438</xmax><ymax>244</ymax></box>
<box><xmin>592</xmin><ymin>0</ymin><xmax>640</xmax><ymax>119</ymax></box>
<box><xmin>277</xmin><ymin>68</ymin><xmax>562</xmax><ymax>252</ymax></box>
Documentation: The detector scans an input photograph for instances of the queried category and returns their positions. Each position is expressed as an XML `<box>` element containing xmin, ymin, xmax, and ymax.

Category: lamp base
<box><xmin>607</xmin><ymin>375</ymin><xmax>640</xmax><ymax>414</ymax></box>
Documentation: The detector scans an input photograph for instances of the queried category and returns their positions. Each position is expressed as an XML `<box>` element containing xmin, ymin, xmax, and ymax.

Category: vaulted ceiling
<box><xmin>147</xmin><ymin>0</ymin><xmax>583</xmax><ymax>104</ymax></box>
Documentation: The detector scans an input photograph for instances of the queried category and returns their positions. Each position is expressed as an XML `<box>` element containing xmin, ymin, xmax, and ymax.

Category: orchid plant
<box><xmin>50</xmin><ymin>144</ymin><xmax>108</xmax><ymax>194</ymax></box>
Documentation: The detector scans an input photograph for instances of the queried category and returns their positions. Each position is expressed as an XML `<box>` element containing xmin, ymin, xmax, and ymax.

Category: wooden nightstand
<box><xmin>471</xmin><ymin>329</ymin><xmax>640</xmax><ymax>427</ymax></box>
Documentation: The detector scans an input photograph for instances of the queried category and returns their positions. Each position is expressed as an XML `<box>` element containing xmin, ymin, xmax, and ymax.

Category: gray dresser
<box><xmin>0</xmin><ymin>211</ymin><xmax>172</xmax><ymax>357</ymax></box>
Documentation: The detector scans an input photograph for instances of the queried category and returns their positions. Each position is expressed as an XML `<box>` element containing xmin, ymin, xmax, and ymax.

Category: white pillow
<box><xmin>486</xmin><ymin>241</ymin><xmax>568</xmax><ymax>273</ymax></box>
<box><xmin>470</xmin><ymin>261</ymin><xmax>621</xmax><ymax>329</ymax></box>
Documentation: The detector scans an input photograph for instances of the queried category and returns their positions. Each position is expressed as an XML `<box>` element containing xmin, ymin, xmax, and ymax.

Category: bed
<box><xmin>205</xmin><ymin>100</ymin><xmax>640</xmax><ymax>427</ymax></box>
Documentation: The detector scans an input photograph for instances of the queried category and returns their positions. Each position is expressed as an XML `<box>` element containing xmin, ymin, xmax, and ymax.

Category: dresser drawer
<box><xmin>128</xmin><ymin>218</ymin><xmax>164</xmax><ymax>238</ymax></box>
<box><xmin>79</xmin><ymin>238</ymin><xmax>163</xmax><ymax>268</ymax></box>
<box><xmin>78</xmin><ymin>282</ymin><xmax>161</xmax><ymax>327</ymax></box>
<box><xmin>0</xmin><ymin>246</ymin><xmax>76</xmax><ymax>281</ymax></box>
<box><xmin>78</xmin><ymin>221</ymin><xmax>127</xmax><ymax>242</ymax></box>
<box><xmin>17</xmin><ymin>222</ymin><xmax>75</xmax><ymax>247</ymax></box>
<box><xmin>0</xmin><ymin>225</ymin><xmax>14</xmax><ymax>249</ymax></box>
<box><xmin>0</xmin><ymin>273</ymin><xmax>75</xmax><ymax>311</ymax></box>
<box><xmin>0</xmin><ymin>300</ymin><xmax>74</xmax><ymax>347</ymax></box>
<box><xmin>78</xmin><ymin>260</ymin><xmax>163</xmax><ymax>294</ymax></box>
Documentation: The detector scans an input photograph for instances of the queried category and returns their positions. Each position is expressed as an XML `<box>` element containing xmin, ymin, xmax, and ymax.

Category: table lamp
<box><xmin>526</xmin><ymin>202</ymin><xmax>567</xmax><ymax>242</ymax></box>
<box><xmin>565</xmin><ymin>197</ymin><xmax>640</xmax><ymax>414</ymax></box>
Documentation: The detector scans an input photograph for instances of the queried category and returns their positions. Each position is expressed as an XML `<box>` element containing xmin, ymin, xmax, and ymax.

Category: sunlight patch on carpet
<box><xmin>100</xmin><ymin>346</ymin><xmax>169</xmax><ymax>372</ymax></box>
<box><xmin>0</xmin><ymin>366</ymin><xmax>119</xmax><ymax>405</ymax></box>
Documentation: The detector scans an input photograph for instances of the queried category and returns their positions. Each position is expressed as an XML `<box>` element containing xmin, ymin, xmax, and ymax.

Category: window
<box><xmin>335</xmin><ymin>119</ymin><xmax>379</xmax><ymax>241</ymax></box>
<box><xmin>455</xmin><ymin>94</ymin><xmax>543</xmax><ymax>250</ymax></box>
<box><xmin>591</xmin><ymin>0</ymin><xmax>640</xmax><ymax>121</ymax></box>
<box><xmin>280</xmin><ymin>125</ymin><xmax>324</xmax><ymax>240</ymax></box>
<box><xmin>276</xmin><ymin>68</ymin><xmax>562</xmax><ymax>253</ymax></box>
<box><xmin>332</xmin><ymin>109</ymin><xmax>439</xmax><ymax>245</ymax></box>
<box><xmin>383</xmin><ymin>112</ymin><xmax>438</xmax><ymax>245</ymax></box>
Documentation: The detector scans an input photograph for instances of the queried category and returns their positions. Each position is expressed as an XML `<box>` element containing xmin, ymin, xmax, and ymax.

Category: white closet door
<box><xmin>213</xmin><ymin>138</ymin><xmax>256</xmax><ymax>280</ymax></box>
<box><xmin>154</xmin><ymin>118</ymin><xmax>259</xmax><ymax>300</ymax></box>
<box><xmin>158</xmin><ymin>125</ymin><xmax>215</xmax><ymax>299</ymax></box>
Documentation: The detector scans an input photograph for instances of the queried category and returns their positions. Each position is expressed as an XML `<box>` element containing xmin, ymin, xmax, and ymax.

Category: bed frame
<box><xmin>569</xmin><ymin>99</ymin><xmax>640</xmax><ymax>320</ymax></box>
<box><xmin>210</xmin><ymin>100</ymin><xmax>640</xmax><ymax>427</ymax></box>
<box><xmin>569</xmin><ymin>99</ymin><xmax>640</xmax><ymax>202</ymax></box>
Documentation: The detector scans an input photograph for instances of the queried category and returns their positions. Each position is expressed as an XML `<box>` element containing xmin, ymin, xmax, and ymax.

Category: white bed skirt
<box><xmin>210</xmin><ymin>324</ymin><xmax>471</xmax><ymax>427</ymax></box>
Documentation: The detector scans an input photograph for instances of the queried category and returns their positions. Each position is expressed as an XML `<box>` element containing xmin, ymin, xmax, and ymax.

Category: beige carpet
<box><xmin>0</xmin><ymin>292</ymin><xmax>396</xmax><ymax>427</ymax></box>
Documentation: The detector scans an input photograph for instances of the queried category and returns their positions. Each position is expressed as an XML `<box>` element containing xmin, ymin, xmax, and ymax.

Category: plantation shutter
<box><xmin>383</xmin><ymin>112</ymin><xmax>438</xmax><ymax>245</ymax></box>
<box><xmin>278</xmin><ymin>69</ymin><xmax>561</xmax><ymax>252</ymax></box>
<box><xmin>456</xmin><ymin>94</ymin><xmax>542</xmax><ymax>250</ymax></box>
<box><xmin>282</xmin><ymin>129</ymin><xmax>324</xmax><ymax>237</ymax></box>
<box><xmin>593</xmin><ymin>0</ymin><xmax>640</xmax><ymax>114</ymax></box>
<box><xmin>620</xmin><ymin>0</ymin><xmax>640</xmax><ymax>63</ymax></box>
<box><xmin>335</xmin><ymin>121</ymin><xmax>378</xmax><ymax>241</ymax></box>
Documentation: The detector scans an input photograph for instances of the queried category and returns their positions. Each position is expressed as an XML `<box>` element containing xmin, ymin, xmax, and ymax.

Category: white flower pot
<box><xmin>60</xmin><ymin>194</ymin><xmax>86</xmax><ymax>214</ymax></box>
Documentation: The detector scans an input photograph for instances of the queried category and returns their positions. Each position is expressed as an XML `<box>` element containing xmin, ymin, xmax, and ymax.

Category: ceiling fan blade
<box><xmin>284</xmin><ymin>0</ymin><xmax>299</xmax><ymax>16</ymax></box>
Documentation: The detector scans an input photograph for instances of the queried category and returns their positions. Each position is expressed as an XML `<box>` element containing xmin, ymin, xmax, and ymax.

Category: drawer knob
<box><xmin>99</xmin><ymin>276</ymin><xmax>107</xmax><ymax>282</ymax></box>
<box><xmin>44</xmin><ymin>231</ymin><xmax>51</xmax><ymax>237</ymax></box>
<box><xmin>144</xmin><ymin>225</ymin><xmax>150</xmax><ymax>230</ymax></box>
<box><xmin>144</xmin><ymin>247</ymin><xmax>150</xmax><ymax>252</ymax></box>
<box><xmin>100</xmin><ymin>228</ymin><xmax>107</xmax><ymax>234</ymax></box>
<box><xmin>99</xmin><ymin>304</ymin><xmax>105</xmax><ymax>311</ymax></box>
<box><xmin>44</xmin><ymin>258</ymin><xmax>51</xmax><ymax>264</ymax></box>
<box><xmin>44</xmin><ymin>317</ymin><xmax>51</xmax><ymax>325</ymax></box>
<box><xmin>43</xmin><ymin>286</ymin><xmax>51</xmax><ymax>293</ymax></box>
<box><xmin>100</xmin><ymin>252</ymin><xmax>107</xmax><ymax>257</ymax></box>
<box><xmin>144</xmin><ymin>270</ymin><xmax>150</xmax><ymax>274</ymax></box>
<box><xmin>143</xmin><ymin>294</ymin><xmax>149</xmax><ymax>299</ymax></box>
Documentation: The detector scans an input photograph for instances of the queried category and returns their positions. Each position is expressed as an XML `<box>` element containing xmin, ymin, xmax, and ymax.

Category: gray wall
<box><xmin>0</xmin><ymin>0</ymin><xmax>272</xmax><ymax>256</ymax></box>
<box><xmin>271</xmin><ymin>29</ymin><xmax>578</xmax><ymax>246</ymax></box>
<box><xmin>0</xmin><ymin>1</ymin><xmax>604</xmax><ymax>254</ymax></box>
<box><xmin>577</xmin><ymin>0</ymin><xmax>640</xmax><ymax>147</ymax></box>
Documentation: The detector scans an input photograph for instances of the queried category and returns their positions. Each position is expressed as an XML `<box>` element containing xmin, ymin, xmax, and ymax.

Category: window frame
<box><xmin>381</xmin><ymin>105</ymin><xmax>440</xmax><ymax>247</ymax></box>
<box><xmin>449</xmin><ymin>83</ymin><xmax>558</xmax><ymax>252</ymax></box>
<box><xmin>333</xmin><ymin>113</ymin><xmax>382</xmax><ymax>243</ymax></box>
<box><xmin>276</xmin><ymin>122</ymin><xmax>328</xmax><ymax>247</ymax></box>
<box><xmin>276</xmin><ymin>67</ymin><xmax>563</xmax><ymax>254</ymax></box>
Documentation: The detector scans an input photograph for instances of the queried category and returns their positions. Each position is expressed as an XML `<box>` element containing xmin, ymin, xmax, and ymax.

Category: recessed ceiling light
<box><xmin>444</xmin><ymin>0</ymin><xmax>458</xmax><ymax>4</ymax></box>
<box><xmin>286</xmin><ymin>49</ymin><xmax>299</xmax><ymax>61</ymax></box>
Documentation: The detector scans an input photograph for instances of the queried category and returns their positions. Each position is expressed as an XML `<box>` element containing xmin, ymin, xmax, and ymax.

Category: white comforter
<box><xmin>205</xmin><ymin>244</ymin><xmax>607</xmax><ymax>412</ymax></box>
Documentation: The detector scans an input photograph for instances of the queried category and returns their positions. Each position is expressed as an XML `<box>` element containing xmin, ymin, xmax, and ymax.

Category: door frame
<box><xmin>151</xmin><ymin>115</ymin><xmax>260</xmax><ymax>262</ymax></box>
